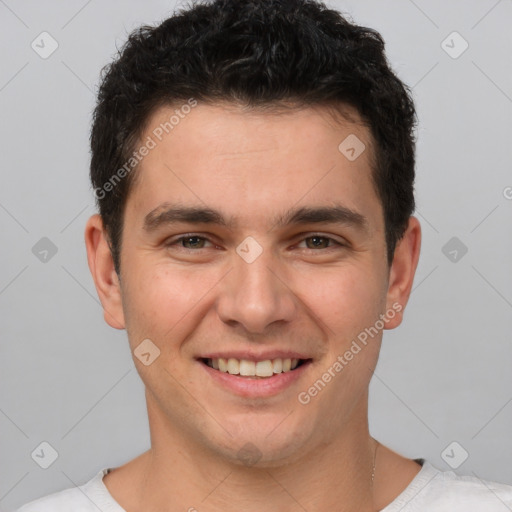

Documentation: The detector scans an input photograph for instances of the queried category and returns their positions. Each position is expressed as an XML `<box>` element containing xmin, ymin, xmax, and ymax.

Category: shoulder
<box><xmin>385</xmin><ymin>460</ymin><xmax>512</xmax><ymax>512</ymax></box>
<box><xmin>429</xmin><ymin>468</ymin><xmax>512</xmax><ymax>507</ymax></box>
<box><xmin>16</xmin><ymin>488</ymin><xmax>91</xmax><ymax>511</ymax></box>
<box><xmin>14</xmin><ymin>468</ymin><xmax>118</xmax><ymax>512</ymax></box>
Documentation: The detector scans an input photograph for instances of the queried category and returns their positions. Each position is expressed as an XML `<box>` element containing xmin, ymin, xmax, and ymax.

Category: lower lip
<box><xmin>199</xmin><ymin>360</ymin><xmax>312</xmax><ymax>398</ymax></box>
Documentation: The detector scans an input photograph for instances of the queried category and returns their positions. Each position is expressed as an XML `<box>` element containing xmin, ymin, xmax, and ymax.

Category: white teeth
<box><xmin>239</xmin><ymin>359</ymin><xmax>256</xmax><ymax>376</ymax></box>
<box><xmin>218</xmin><ymin>357</ymin><xmax>228</xmax><ymax>372</ymax></box>
<box><xmin>208</xmin><ymin>357</ymin><xmax>302</xmax><ymax>377</ymax></box>
<box><xmin>255</xmin><ymin>360</ymin><xmax>273</xmax><ymax>377</ymax></box>
<box><xmin>227</xmin><ymin>358</ymin><xmax>239</xmax><ymax>375</ymax></box>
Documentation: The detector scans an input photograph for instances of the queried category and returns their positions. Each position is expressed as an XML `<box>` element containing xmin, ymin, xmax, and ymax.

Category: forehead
<box><xmin>127</xmin><ymin>102</ymin><xmax>382</xmax><ymax>232</ymax></box>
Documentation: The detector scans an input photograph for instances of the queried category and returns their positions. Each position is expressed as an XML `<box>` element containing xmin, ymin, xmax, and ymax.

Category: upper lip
<box><xmin>198</xmin><ymin>351</ymin><xmax>312</xmax><ymax>362</ymax></box>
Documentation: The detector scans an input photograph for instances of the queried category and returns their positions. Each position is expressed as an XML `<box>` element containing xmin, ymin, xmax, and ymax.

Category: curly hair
<box><xmin>90</xmin><ymin>0</ymin><xmax>417</xmax><ymax>273</ymax></box>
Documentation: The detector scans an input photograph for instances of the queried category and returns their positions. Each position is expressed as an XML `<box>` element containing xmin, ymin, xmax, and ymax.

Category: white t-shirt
<box><xmin>15</xmin><ymin>459</ymin><xmax>512</xmax><ymax>511</ymax></box>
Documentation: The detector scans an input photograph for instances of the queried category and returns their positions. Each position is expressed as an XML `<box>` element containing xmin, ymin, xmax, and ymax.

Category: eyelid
<box><xmin>165</xmin><ymin>233</ymin><xmax>217</xmax><ymax>249</ymax></box>
<box><xmin>293</xmin><ymin>233</ymin><xmax>346</xmax><ymax>249</ymax></box>
<box><xmin>165</xmin><ymin>232</ymin><xmax>346</xmax><ymax>250</ymax></box>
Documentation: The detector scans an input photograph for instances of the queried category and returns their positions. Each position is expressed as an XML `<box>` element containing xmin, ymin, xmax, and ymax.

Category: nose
<box><xmin>216</xmin><ymin>247</ymin><xmax>297</xmax><ymax>334</ymax></box>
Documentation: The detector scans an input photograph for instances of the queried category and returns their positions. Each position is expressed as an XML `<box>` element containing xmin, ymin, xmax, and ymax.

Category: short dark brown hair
<box><xmin>90</xmin><ymin>0</ymin><xmax>417</xmax><ymax>273</ymax></box>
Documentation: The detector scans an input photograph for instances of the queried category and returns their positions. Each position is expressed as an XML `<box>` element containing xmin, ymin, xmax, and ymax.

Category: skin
<box><xmin>85</xmin><ymin>102</ymin><xmax>422</xmax><ymax>511</ymax></box>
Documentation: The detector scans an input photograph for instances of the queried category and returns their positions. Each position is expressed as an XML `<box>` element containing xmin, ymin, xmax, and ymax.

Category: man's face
<box><xmin>108</xmin><ymin>103</ymin><xmax>401</xmax><ymax>465</ymax></box>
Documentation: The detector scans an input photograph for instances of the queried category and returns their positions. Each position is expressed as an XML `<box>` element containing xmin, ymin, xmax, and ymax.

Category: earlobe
<box><xmin>384</xmin><ymin>216</ymin><xmax>421</xmax><ymax>330</ymax></box>
<box><xmin>84</xmin><ymin>214</ymin><xmax>126</xmax><ymax>330</ymax></box>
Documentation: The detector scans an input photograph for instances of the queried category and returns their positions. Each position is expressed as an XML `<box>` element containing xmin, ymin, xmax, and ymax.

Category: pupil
<box><xmin>186</xmin><ymin>237</ymin><xmax>202</xmax><ymax>248</ymax></box>
<box><xmin>309</xmin><ymin>236</ymin><xmax>327</xmax><ymax>248</ymax></box>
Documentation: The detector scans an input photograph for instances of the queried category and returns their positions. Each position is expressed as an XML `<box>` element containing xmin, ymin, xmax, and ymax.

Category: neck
<box><xmin>132</xmin><ymin>396</ymin><xmax>378</xmax><ymax>512</ymax></box>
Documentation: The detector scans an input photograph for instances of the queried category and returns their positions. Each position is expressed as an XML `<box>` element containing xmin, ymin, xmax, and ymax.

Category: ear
<box><xmin>384</xmin><ymin>216</ymin><xmax>421</xmax><ymax>329</ymax></box>
<box><xmin>84</xmin><ymin>214</ymin><xmax>125</xmax><ymax>329</ymax></box>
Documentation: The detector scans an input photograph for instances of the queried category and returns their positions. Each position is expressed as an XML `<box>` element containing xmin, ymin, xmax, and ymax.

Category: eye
<box><xmin>166</xmin><ymin>235</ymin><xmax>214</xmax><ymax>250</ymax></box>
<box><xmin>296</xmin><ymin>234</ymin><xmax>344</xmax><ymax>250</ymax></box>
<box><xmin>164</xmin><ymin>233</ymin><xmax>344</xmax><ymax>252</ymax></box>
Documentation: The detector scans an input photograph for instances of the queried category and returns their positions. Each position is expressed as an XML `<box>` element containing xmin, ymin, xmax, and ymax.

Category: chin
<box><xmin>205</xmin><ymin>416</ymin><xmax>317</xmax><ymax>469</ymax></box>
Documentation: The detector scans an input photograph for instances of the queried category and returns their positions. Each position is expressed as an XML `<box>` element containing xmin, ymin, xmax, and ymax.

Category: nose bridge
<box><xmin>216</xmin><ymin>243</ymin><xmax>296</xmax><ymax>333</ymax></box>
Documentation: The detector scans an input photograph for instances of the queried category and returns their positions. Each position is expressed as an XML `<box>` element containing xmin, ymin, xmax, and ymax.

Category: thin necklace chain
<box><xmin>371</xmin><ymin>439</ymin><xmax>379</xmax><ymax>484</ymax></box>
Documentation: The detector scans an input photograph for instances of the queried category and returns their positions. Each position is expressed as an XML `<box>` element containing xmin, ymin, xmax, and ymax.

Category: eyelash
<box><xmin>165</xmin><ymin>233</ymin><xmax>345</xmax><ymax>251</ymax></box>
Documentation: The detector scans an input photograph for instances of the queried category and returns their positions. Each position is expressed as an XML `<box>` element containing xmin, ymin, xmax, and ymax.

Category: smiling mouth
<box><xmin>201</xmin><ymin>357</ymin><xmax>311</xmax><ymax>378</ymax></box>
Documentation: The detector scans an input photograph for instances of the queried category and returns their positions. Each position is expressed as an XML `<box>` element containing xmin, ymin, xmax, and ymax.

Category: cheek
<box><xmin>303</xmin><ymin>268</ymin><xmax>385</xmax><ymax>334</ymax></box>
<box><xmin>120</xmin><ymin>261</ymin><xmax>218</xmax><ymax>347</ymax></box>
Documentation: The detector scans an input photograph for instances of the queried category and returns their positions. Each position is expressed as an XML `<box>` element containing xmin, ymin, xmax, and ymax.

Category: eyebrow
<box><xmin>143</xmin><ymin>203</ymin><xmax>369</xmax><ymax>234</ymax></box>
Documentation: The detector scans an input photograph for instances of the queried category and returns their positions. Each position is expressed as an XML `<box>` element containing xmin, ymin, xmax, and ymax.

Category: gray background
<box><xmin>1</xmin><ymin>0</ymin><xmax>511</xmax><ymax>509</ymax></box>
